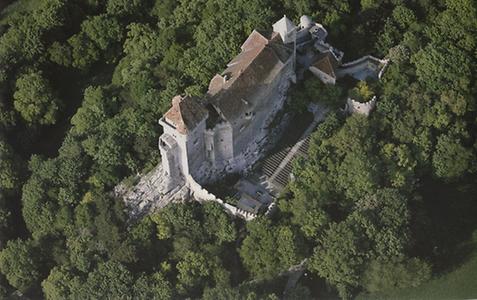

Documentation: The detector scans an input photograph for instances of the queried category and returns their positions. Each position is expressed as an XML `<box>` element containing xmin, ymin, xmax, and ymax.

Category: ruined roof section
<box><xmin>206</xmin><ymin>30</ymin><xmax>293</xmax><ymax>122</ymax></box>
<box><xmin>312</xmin><ymin>51</ymin><xmax>339</xmax><ymax>78</ymax></box>
<box><xmin>164</xmin><ymin>95</ymin><xmax>208</xmax><ymax>134</ymax></box>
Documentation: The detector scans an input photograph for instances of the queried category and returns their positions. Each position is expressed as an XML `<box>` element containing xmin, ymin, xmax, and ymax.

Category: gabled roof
<box><xmin>311</xmin><ymin>51</ymin><xmax>339</xmax><ymax>78</ymax></box>
<box><xmin>206</xmin><ymin>30</ymin><xmax>293</xmax><ymax>122</ymax></box>
<box><xmin>241</xmin><ymin>30</ymin><xmax>270</xmax><ymax>52</ymax></box>
<box><xmin>163</xmin><ymin>95</ymin><xmax>208</xmax><ymax>134</ymax></box>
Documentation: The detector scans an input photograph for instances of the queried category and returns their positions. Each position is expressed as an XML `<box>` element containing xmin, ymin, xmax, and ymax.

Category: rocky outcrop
<box><xmin>114</xmin><ymin>165</ymin><xmax>188</xmax><ymax>219</ymax></box>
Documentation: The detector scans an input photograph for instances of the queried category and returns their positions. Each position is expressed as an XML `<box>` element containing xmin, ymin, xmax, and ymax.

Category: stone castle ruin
<box><xmin>118</xmin><ymin>16</ymin><xmax>388</xmax><ymax>219</ymax></box>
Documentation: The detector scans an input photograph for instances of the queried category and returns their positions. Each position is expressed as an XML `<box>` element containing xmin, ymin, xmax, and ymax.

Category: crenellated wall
<box><xmin>346</xmin><ymin>96</ymin><xmax>377</xmax><ymax>116</ymax></box>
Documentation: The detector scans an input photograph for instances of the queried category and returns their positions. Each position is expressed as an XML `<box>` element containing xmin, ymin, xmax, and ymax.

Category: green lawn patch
<box><xmin>358</xmin><ymin>231</ymin><xmax>477</xmax><ymax>300</ymax></box>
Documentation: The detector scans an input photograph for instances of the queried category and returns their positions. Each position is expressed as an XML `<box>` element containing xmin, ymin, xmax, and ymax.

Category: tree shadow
<box><xmin>410</xmin><ymin>176</ymin><xmax>477</xmax><ymax>274</ymax></box>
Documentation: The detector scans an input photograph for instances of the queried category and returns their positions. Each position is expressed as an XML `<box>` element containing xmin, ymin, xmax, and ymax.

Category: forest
<box><xmin>0</xmin><ymin>0</ymin><xmax>476</xmax><ymax>299</ymax></box>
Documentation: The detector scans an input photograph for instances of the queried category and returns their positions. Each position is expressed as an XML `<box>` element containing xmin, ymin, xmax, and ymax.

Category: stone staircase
<box><xmin>262</xmin><ymin>134</ymin><xmax>312</xmax><ymax>191</ymax></box>
<box><xmin>259</xmin><ymin>104</ymin><xmax>328</xmax><ymax>193</ymax></box>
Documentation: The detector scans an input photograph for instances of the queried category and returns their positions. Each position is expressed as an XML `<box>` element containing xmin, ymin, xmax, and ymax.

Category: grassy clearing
<box><xmin>358</xmin><ymin>177</ymin><xmax>477</xmax><ymax>300</ymax></box>
<box><xmin>358</xmin><ymin>231</ymin><xmax>477</xmax><ymax>300</ymax></box>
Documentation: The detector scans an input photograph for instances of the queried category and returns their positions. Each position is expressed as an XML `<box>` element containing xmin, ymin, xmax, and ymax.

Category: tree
<box><xmin>240</xmin><ymin>218</ymin><xmax>304</xmax><ymax>279</ymax></box>
<box><xmin>362</xmin><ymin>257</ymin><xmax>431</xmax><ymax>293</ymax></box>
<box><xmin>380</xmin><ymin>143</ymin><xmax>417</xmax><ymax>188</ymax></box>
<box><xmin>133</xmin><ymin>272</ymin><xmax>173</xmax><ymax>300</ymax></box>
<box><xmin>151</xmin><ymin>0</ymin><xmax>177</xmax><ymax>19</ymax></box>
<box><xmin>21</xmin><ymin>156</ymin><xmax>60</xmax><ymax>239</ymax></box>
<box><xmin>81</xmin><ymin>116</ymin><xmax>130</xmax><ymax>168</ymax></box>
<box><xmin>0</xmin><ymin>18</ymin><xmax>44</xmax><ymax>64</ymax></box>
<box><xmin>114</xmin><ymin>23</ymin><xmax>162</xmax><ymax>87</ymax></box>
<box><xmin>0</xmin><ymin>139</ymin><xmax>20</xmax><ymax>191</ymax></box>
<box><xmin>48</xmin><ymin>41</ymin><xmax>72</xmax><ymax>66</ymax></box>
<box><xmin>360</xmin><ymin>0</ymin><xmax>383</xmax><ymax>10</ymax></box>
<box><xmin>68</xmin><ymin>32</ymin><xmax>101</xmax><ymax>70</ymax></box>
<box><xmin>240</xmin><ymin>218</ymin><xmax>283</xmax><ymax>279</ymax></box>
<box><xmin>71</xmin><ymin>86</ymin><xmax>119</xmax><ymax>136</ymax></box>
<box><xmin>77</xmin><ymin>261</ymin><xmax>133</xmax><ymax>299</ymax></box>
<box><xmin>0</xmin><ymin>273</ymin><xmax>9</xmax><ymax>299</ymax></box>
<box><xmin>152</xmin><ymin>203</ymin><xmax>202</xmax><ymax>242</ymax></box>
<box><xmin>392</xmin><ymin>5</ymin><xmax>417</xmax><ymax>28</ymax></box>
<box><xmin>176</xmin><ymin>251</ymin><xmax>211</xmax><ymax>295</ymax></box>
<box><xmin>412</xmin><ymin>43</ymin><xmax>472</xmax><ymax>92</ymax></box>
<box><xmin>348</xmin><ymin>81</ymin><xmax>375</xmax><ymax>103</ymax></box>
<box><xmin>335</xmin><ymin>149</ymin><xmax>380</xmax><ymax>201</ymax></box>
<box><xmin>13</xmin><ymin>70</ymin><xmax>59</xmax><ymax>125</ymax></box>
<box><xmin>326</xmin><ymin>115</ymin><xmax>381</xmax><ymax>201</ymax></box>
<box><xmin>432</xmin><ymin>134</ymin><xmax>474</xmax><ymax>180</ymax></box>
<box><xmin>309</xmin><ymin>221</ymin><xmax>366</xmax><ymax>299</ymax></box>
<box><xmin>440</xmin><ymin>90</ymin><xmax>469</xmax><ymax>116</ymax></box>
<box><xmin>81</xmin><ymin>15</ymin><xmax>123</xmax><ymax>51</ymax></box>
<box><xmin>284</xmin><ymin>283</ymin><xmax>312</xmax><ymax>300</ymax></box>
<box><xmin>32</xmin><ymin>0</ymin><xmax>69</xmax><ymax>32</ymax></box>
<box><xmin>353</xmin><ymin>188</ymin><xmax>411</xmax><ymax>258</ymax></box>
<box><xmin>202</xmin><ymin>285</ymin><xmax>241</xmax><ymax>300</ymax></box>
<box><xmin>203</xmin><ymin>202</ymin><xmax>236</xmax><ymax>244</ymax></box>
<box><xmin>42</xmin><ymin>266</ymin><xmax>81</xmax><ymax>300</ymax></box>
<box><xmin>0</xmin><ymin>239</ymin><xmax>42</xmax><ymax>293</ymax></box>
<box><xmin>290</xmin><ymin>77</ymin><xmax>344</xmax><ymax>112</ymax></box>
<box><xmin>106</xmin><ymin>0</ymin><xmax>145</xmax><ymax>17</ymax></box>
<box><xmin>280</xmin><ymin>169</ymin><xmax>331</xmax><ymax>238</ymax></box>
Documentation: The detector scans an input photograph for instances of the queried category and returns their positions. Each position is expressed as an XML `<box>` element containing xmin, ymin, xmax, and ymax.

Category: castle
<box><xmin>119</xmin><ymin>15</ymin><xmax>388</xmax><ymax>218</ymax></box>
<box><xmin>158</xmin><ymin>16</ymin><xmax>301</xmax><ymax>193</ymax></box>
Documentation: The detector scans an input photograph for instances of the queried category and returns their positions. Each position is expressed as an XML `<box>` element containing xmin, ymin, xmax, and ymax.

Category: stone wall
<box><xmin>346</xmin><ymin>96</ymin><xmax>377</xmax><ymax>116</ymax></box>
<box><xmin>308</xmin><ymin>66</ymin><xmax>336</xmax><ymax>84</ymax></box>
<box><xmin>160</xmin><ymin>117</ymin><xmax>190</xmax><ymax>177</ymax></box>
<box><xmin>186</xmin><ymin>118</ymin><xmax>208</xmax><ymax>180</ymax></box>
<box><xmin>192</xmin><ymin>59</ymin><xmax>295</xmax><ymax>184</ymax></box>
<box><xmin>186</xmin><ymin>175</ymin><xmax>257</xmax><ymax>221</ymax></box>
<box><xmin>231</xmin><ymin>59</ymin><xmax>293</xmax><ymax>157</ymax></box>
<box><xmin>337</xmin><ymin>55</ymin><xmax>388</xmax><ymax>81</ymax></box>
<box><xmin>205</xmin><ymin>121</ymin><xmax>234</xmax><ymax>170</ymax></box>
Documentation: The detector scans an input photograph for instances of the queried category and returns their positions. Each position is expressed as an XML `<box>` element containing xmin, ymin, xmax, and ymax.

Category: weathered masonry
<box><xmin>118</xmin><ymin>15</ymin><xmax>388</xmax><ymax>219</ymax></box>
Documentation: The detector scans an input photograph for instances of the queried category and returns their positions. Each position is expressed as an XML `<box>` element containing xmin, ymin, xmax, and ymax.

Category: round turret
<box><xmin>300</xmin><ymin>15</ymin><xmax>313</xmax><ymax>29</ymax></box>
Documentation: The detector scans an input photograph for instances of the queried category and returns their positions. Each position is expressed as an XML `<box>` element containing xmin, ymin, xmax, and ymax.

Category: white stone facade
<box><xmin>158</xmin><ymin>20</ymin><xmax>297</xmax><ymax>192</ymax></box>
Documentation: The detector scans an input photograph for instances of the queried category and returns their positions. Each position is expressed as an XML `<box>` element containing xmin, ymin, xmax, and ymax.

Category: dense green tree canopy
<box><xmin>240</xmin><ymin>218</ymin><xmax>305</xmax><ymax>279</ymax></box>
<box><xmin>0</xmin><ymin>239</ymin><xmax>42</xmax><ymax>292</ymax></box>
<box><xmin>362</xmin><ymin>257</ymin><xmax>431</xmax><ymax>293</ymax></box>
<box><xmin>1</xmin><ymin>0</ymin><xmax>477</xmax><ymax>299</ymax></box>
<box><xmin>13</xmin><ymin>70</ymin><xmax>59</xmax><ymax>124</ymax></box>
<box><xmin>432</xmin><ymin>134</ymin><xmax>475</xmax><ymax>180</ymax></box>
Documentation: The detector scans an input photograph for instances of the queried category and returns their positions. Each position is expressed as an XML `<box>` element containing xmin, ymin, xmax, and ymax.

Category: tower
<box><xmin>159</xmin><ymin>95</ymin><xmax>208</xmax><ymax>186</ymax></box>
<box><xmin>272</xmin><ymin>15</ymin><xmax>297</xmax><ymax>69</ymax></box>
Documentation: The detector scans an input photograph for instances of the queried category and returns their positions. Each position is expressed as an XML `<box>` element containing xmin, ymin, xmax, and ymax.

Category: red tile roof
<box><xmin>206</xmin><ymin>30</ymin><xmax>293</xmax><ymax>122</ymax></box>
<box><xmin>164</xmin><ymin>95</ymin><xmax>208</xmax><ymax>134</ymax></box>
